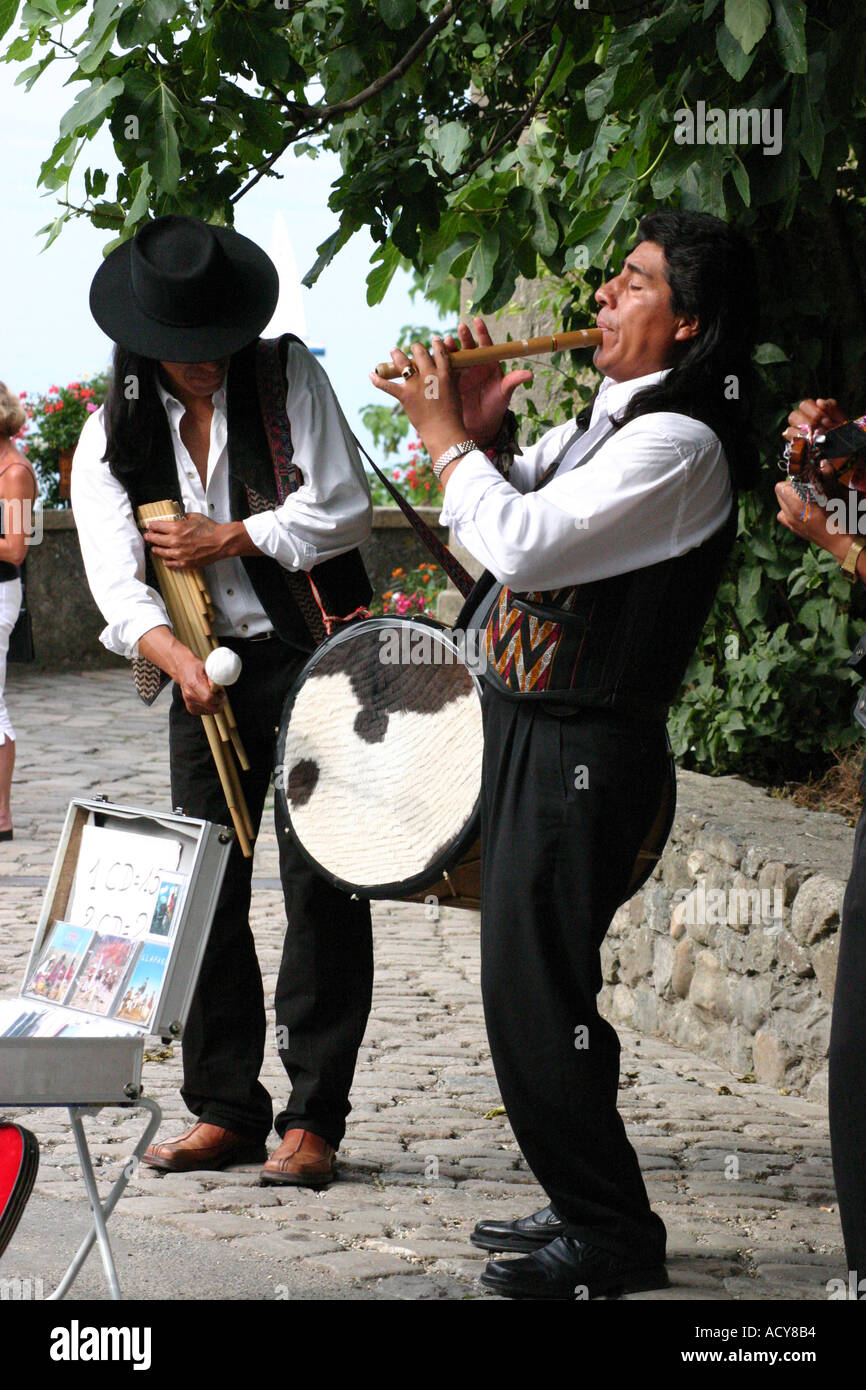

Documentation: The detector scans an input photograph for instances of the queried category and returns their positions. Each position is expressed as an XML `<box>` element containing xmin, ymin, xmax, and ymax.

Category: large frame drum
<box><xmin>276</xmin><ymin>618</ymin><xmax>483</xmax><ymax>909</ymax></box>
<box><xmin>275</xmin><ymin>617</ymin><xmax>676</xmax><ymax>911</ymax></box>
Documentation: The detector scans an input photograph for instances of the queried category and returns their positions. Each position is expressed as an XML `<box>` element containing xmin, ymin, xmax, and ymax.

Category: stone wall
<box><xmin>600</xmin><ymin>769</ymin><xmax>855</xmax><ymax>1102</ymax></box>
<box><xmin>24</xmin><ymin>507</ymin><xmax>446</xmax><ymax>669</ymax></box>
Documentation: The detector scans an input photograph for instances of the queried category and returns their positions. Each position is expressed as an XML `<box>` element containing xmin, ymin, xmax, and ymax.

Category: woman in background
<box><xmin>0</xmin><ymin>381</ymin><xmax>37</xmax><ymax>840</ymax></box>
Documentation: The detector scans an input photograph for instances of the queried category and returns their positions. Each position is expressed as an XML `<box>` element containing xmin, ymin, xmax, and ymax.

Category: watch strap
<box><xmin>433</xmin><ymin>439</ymin><xmax>478</xmax><ymax>480</ymax></box>
<box><xmin>841</xmin><ymin>537</ymin><xmax>866</xmax><ymax>582</ymax></box>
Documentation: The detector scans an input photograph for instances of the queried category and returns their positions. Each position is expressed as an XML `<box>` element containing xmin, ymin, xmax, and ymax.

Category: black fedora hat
<box><xmin>89</xmin><ymin>214</ymin><xmax>280</xmax><ymax>362</ymax></box>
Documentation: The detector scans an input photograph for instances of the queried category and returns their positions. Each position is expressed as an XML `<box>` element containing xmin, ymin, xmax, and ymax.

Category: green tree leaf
<box><xmin>771</xmin><ymin>0</ymin><xmax>807</xmax><ymax>74</ymax></box>
<box><xmin>530</xmin><ymin>190</ymin><xmax>559</xmax><ymax>256</ymax></box>
<box><xmin>302</xmin><ymin>224</ymin><xmax>352</xmax><ymax>288</ymax></box>
<box><xmin>716</xmin><ymin>19</ymin><xmax>756</xmax><ymax>78</ymax></box>
<box><xmin>0</xmin><ymin>0</ymin><xmax>21</xmax><ymax>42</ymax></box>
<box><xmin>724</xmin><ymin>0</ymin><xmax>771</xmax><ymax>54</ymax></box>
<box><xmin>376</xmin><ymin>0</ymin><xmax>416</xmax><ymax>30</ymax></box>
<box><xmin>431</xmin><ymin>120</ymin><xmax>470</xmax><ymax>175</ymax></box>
<box><xmin>466</xmin><ymin>227</ymin><xmax>500</xmax><ymax>306</ymax></box>
<box><xmin>149</xmin><ymin>80</ymin><xmax>181</xmax><ymax>191</ymax></box>
<box><xmin>58</xmin><ymin>76</ymin><xmax>124</xmax><ymax>138</ymax></box>
<box><xmin>366</xmin><ymin>239</ymin><xmax>403</xmax><ymax>305</ymax></box>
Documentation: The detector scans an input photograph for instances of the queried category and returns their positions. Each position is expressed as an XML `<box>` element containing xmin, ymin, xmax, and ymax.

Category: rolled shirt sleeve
<box><xmin>242</xmin><ymin>340</ymin><xmax>372</xmax><ymax>571</ymax></box>
<box><xmin>438</xmin><ymin>412</ymin><xmax>732</xmax><ymax>592</ymax></box>
<box><xmin>70</xmin><ymin>409</ymin><xmax>173</xmax><ymax>658</ymax></box>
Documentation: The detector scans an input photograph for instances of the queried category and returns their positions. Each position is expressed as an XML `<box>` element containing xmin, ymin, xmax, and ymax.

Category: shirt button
<box><xmin>241</xmin><ymin>623</ymin><xmax>249</xmax><ymax>632</ymax></box>
<box><xmin>209</xmin><ymin>503</ymin><xmax>214</xmax><ymax>511</ymax></box>
<box><xmin>227</xmin><ymin>588</ymin><xmax>234</xmax><ymax>596</ymax></box>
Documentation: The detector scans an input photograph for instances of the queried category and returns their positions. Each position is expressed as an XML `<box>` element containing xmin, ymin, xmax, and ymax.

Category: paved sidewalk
<box><xmin>0</xmin><ymin>667</ymin><xmax>846</xmax><ymax>1300</ymax></box>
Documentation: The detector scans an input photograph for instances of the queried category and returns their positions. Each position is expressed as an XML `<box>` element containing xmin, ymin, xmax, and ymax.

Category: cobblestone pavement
<box><xmin>0</xmin><ymin>668</ymin><xmax>846</xmax><ymax>1301</ymax></box>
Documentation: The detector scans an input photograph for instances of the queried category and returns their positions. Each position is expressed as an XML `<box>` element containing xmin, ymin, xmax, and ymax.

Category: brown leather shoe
<box><xmin>143</xmin><ymin>1122</ymin><xmax>267</xmax><ymax>1173</ymax></box>
<box><xmin>260</xmin><ymin>1128</ymin><xmax>336</xmax><ymax>1187</ymax></box>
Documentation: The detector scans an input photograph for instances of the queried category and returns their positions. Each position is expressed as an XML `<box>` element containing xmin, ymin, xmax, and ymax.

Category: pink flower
<box><xmin>395</xmin><ymin>594</ymin><xmax>411</xmax><ymax>615</ymax></box>
<box><xmin>85</xmin><ymin>402</ymin><xmax>98</xmax><ymax>413</ymax></box>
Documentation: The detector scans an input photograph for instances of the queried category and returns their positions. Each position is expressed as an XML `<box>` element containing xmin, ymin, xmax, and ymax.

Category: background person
<box><xmin>0</xmin><ymin>381</ymin><xmax>37</xmax><ymax>842</ymax></box>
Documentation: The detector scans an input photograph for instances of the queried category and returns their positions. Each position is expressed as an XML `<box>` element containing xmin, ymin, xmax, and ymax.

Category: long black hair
<box><xmin>613</xmin><ymin>210</ymin><xmax>761</xmax><ymax>490</ymax></box>
<box><xmin>101</xmin><ymin>345</ymin><xmax>165</xmax><ymax>485</ymax></box>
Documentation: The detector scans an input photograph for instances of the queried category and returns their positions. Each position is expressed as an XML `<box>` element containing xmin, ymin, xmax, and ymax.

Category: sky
<box><xmin>1</xmin><ymin>53</ymin><xmax>437</xmax><ymax>465</ymax></box>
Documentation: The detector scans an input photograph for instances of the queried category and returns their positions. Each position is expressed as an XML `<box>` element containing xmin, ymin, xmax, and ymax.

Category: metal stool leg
<box><xmin>49</xmin><ymin>1097</ymin><xmax>162</xmax><ymax>1301</ymax></box>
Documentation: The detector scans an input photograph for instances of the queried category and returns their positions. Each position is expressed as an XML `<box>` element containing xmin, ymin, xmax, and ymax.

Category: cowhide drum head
<box><xmin>276</xmin><ymin>619</ymin><xmax>484</xmax><ymax>902</ymax></box>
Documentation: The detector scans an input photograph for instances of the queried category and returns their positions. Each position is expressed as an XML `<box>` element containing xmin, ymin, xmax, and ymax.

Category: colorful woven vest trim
<box><xmin>469</xmin><ymin>413</ymin><xmax>611</xmax><ymax>704</ymax></box>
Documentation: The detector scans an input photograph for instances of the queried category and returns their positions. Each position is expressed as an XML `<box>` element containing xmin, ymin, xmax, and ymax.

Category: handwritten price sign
<box><xmin>68</xmin><ymin>826</ymin><xmax>184</xmax><ymax>942</ymax></box>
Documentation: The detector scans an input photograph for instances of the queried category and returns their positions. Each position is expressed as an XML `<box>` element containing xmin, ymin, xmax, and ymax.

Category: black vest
<box><xmin>119</xmin><ymin>336</ymin><xmax>371</xmax><ymax>652</ymax></box>
<box><xmin>458</xmin><ymin>444</ymin><xmax>737</xmax><ymax>721</ymax></box>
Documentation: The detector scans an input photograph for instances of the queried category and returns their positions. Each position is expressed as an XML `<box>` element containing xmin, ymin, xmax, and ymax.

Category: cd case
<box><xmin>0</xmin><ymin>798</ymin><xmax>233</xmax><ymax>1105</ymax></box>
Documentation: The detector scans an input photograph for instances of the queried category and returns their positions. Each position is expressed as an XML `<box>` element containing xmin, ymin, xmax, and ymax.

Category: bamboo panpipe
<box><xmin>374</xmin><ymin>328</ymin><xmax>603</xmax><ymax>380</ymax></box>
<box><xmin>137</xmin><ymin>500</ymin><xmax>254</xmax><ymax>856</ymax></box>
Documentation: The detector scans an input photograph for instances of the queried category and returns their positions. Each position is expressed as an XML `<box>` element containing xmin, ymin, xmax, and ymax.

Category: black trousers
<box><xmin>830</xmin><ymin>798</ymin><xmax>866</xmax><ymax>1274</ymax></box>
<box><xmin>479</xmin><ymin>690</ymin><xmax>669</xmax><ymax>1261</ymax></box>
<box><xmin>169</xmin><ymin>635</ymin><xmax>373</xmax><ymax>1148</ymax></box>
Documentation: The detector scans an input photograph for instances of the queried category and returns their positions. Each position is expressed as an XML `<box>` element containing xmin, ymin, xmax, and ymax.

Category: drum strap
<box><xmin>352</xmin><ymin>435</ymin><xmax>476</xmax><ymax>598</ymax></box>
<box><xmin>351</xmin><ymin>393</ymin><xmax>602</xmax><ymax>600</ymax></box>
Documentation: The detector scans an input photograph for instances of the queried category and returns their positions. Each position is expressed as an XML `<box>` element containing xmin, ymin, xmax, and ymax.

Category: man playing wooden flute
<box><xmin>373</xmin><ymin>209</ymin><xmax>760</xmax><ymax>1299</ymax></box>
<box><xmin>73</xmin><ymin>214</ymin><xmax>373</xmax><ymax>1186</ymax></box>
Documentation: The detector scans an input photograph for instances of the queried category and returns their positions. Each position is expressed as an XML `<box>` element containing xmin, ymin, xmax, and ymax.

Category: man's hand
<box><xmin>369</xmin><ymin>316</ymin><xmax>531</xmax><ymax>466</ymax></box>
<box><xmin>143</xmin><ymin>513</ymin><xmax>256</xmax><ymax>568</ymax></box>
<box><xmin>442</xmin><ymin>318</ymin><xmax>532</xmax><ymax>445</ymax></box>
<box><xmin>784</xmin><ymin>397</ymin><xmax>849</xmax><ymax>461</ymax></box>
<box><xmin>175</xmin><ymin>650</ymin><xmax>226</xmax><ymax>716</ymax></box>
<box><xmin>136</xmin><ymin>625</ymin><xmax>226</xmax><ymax>715</ymax></box>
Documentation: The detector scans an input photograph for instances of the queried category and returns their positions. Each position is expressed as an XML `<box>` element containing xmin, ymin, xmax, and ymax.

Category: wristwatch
<box><xmin>432</xmin><ymin>439</ymin><xmax>478</xmax><ymax>480</ymax></box>
<box><xmin>841</xmin><ymin>537</ymin><xmax>866</xmax><ymax>583</ymax></box>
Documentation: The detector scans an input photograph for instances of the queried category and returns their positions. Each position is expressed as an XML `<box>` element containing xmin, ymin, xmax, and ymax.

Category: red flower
<box><xmin>49</xmin><ymin>385</ymin><xmax>59</xmax><ymax>394</ymax></box>
<box><xmin>80</xmin><ymin>388</ymin><xmax>94</xmax><ymax>399</ymax></box>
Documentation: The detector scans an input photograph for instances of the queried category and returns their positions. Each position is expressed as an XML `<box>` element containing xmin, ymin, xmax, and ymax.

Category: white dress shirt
<box><xmin>439</xmin><ymin>369</ymin><xmax>732</xmax><ymax>592</ymax></box>
<box><xmin>72</xmin><ymin>340</ymin><xmax>372</xmax><ymax>658</ymax></box>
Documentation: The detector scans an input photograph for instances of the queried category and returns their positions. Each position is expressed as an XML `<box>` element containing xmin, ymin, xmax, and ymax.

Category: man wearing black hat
<box><xmin>72</xmin><ymin>215</ymin><xmax>374</xmax><ymax>1186</ymax></box>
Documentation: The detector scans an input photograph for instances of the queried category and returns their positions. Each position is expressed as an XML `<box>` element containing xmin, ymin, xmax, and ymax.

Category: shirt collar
<box><xmin>595</xmin><ymin>367</ymin><xmax>670</xmax><ymax>420</ymax></box>
<box><xmin>156</xmin><ymin>376</ymin><xmax>227</xmax><ymax>417</ymax></box>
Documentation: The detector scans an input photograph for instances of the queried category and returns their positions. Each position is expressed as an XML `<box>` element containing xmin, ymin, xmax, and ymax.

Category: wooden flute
<box><xmin>374</xmin><ymin>327</ymin><xmax>603</xmax><ymax>380</ymax></box>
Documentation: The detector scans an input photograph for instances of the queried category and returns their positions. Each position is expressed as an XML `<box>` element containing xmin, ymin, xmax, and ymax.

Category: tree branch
<box><xmin>461</xmin><ymin>58</ymin><xmax>565</xmax><ymax>181</ymax></box>
<box><xmin>230</xmin><ymin>0</ymin><xmax>459</xmax><ymax>205</ymax></box>
<box><xmin>459</xmin><ymin>16</ymin><xmax>569</xmax><ymax>183</ymax></box>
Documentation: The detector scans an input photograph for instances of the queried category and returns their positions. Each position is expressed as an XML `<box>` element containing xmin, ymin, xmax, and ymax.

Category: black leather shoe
<box><xmin>480</xmin><ymin>1236</ymin><xmax>669</xmax><ymax>1301</ymax></box>
<box><xmin>471</xmin><ymin>1204</ymin><xmax>565</xmax><ymax>1254</ymax></box>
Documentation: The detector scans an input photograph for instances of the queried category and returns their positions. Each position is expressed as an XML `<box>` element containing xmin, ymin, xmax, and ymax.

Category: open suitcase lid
<box><xmin>0</xmin><ymin>799</ymin><xmax>234</xmax><ymax>1103</ymax></box>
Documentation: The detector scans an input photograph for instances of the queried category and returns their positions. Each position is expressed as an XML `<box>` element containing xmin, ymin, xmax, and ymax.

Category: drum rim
<box><xmin>275</xmin><ymin>616</ymin><xmax>484</xmax><ymax>900</ymax></box>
